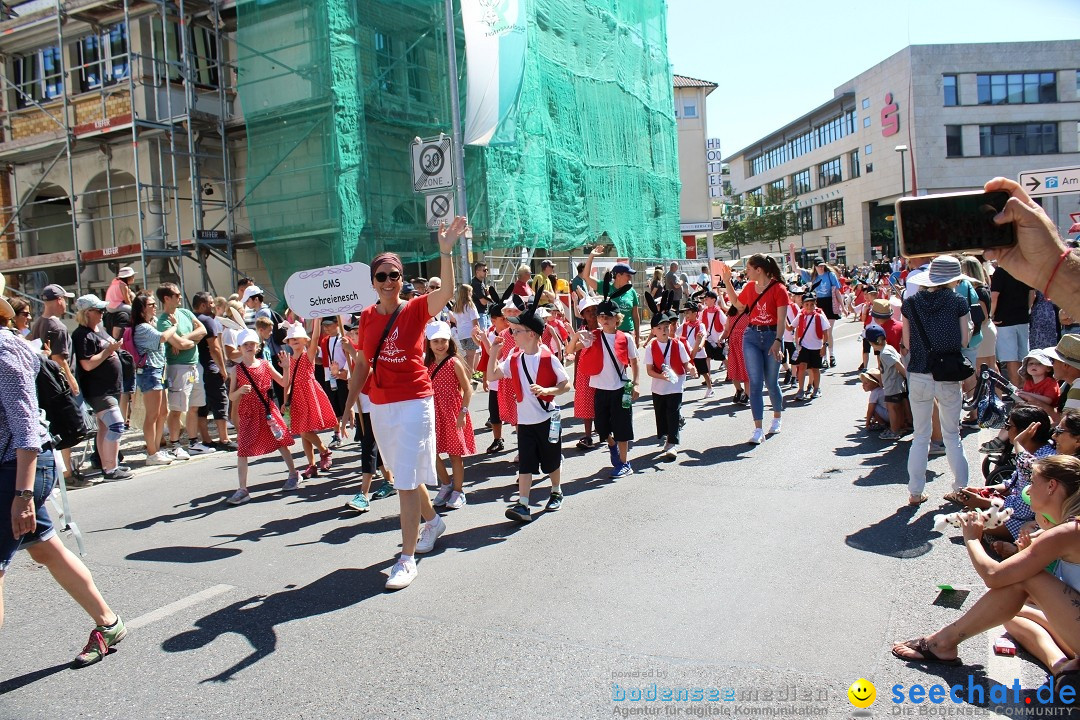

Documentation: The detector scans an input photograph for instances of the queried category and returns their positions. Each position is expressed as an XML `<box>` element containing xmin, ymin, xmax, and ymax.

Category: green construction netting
<box><xmin>235</xmin><ymin>0</ymin><xmax>681</xmax><ymax>297</ymax></box>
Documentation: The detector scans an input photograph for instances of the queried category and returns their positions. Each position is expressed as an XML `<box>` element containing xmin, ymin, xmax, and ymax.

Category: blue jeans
<box><xmin>0</xmin><ymin>449</ymin><xmax>58</xmax><ymax>572</ymax></box>
<box><xmin>477</xmin><ymin>314</ymin><xmax>492</xmax><ymax>332</ymax></box>
<box><xmin>742</xmin><ymin>326</ymin><xmax>783</xmax><ymax>422</ymax></box>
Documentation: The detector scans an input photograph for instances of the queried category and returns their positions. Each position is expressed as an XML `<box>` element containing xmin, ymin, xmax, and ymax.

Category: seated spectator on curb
<box><xmin>866</xmin><ymin>326</ymin><xmax>911</xmax><ymax>441</ymax></box>
<box><xmin>891</xmin><ymin>455</ymin><xmax>1080</xmax><ymax>693</ymax></box>
<box><xmin>859</xmin><ymin>368</ymin><xmax>889</xmax><ymax>430</ymax></box>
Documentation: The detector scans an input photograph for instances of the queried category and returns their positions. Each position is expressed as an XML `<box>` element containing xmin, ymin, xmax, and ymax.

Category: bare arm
<box><xmin>427</xmin><ymin>217</ymin><xmax>467</xmax><ymax>317</ymax></box>
<box><xmin>186</xmin><ymin>315</ymin><xmax>207</xmax><ymax>344</ymax></box>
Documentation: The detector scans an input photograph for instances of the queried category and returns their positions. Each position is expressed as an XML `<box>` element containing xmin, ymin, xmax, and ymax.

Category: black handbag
<box><xmin>909</xmin><ymin>309</ymin><xmax>973</xmax><ymax>382</ymax></box>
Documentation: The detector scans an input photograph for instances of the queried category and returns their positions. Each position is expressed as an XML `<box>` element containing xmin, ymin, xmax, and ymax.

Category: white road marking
<box><xmin>126</xmin><ymin>584</ymin><xmax>235</xmax><ymax>630</ymax></box>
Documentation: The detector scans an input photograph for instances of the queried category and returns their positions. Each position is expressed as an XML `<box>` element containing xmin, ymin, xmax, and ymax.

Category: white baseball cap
<box><xmin>241</xmin><ymin>285</ymin><xmax>264</xmax><ymax>304</ymax></box>
<box><xmin>425</xmin><ymin>321</ymin><xmax>452</xmax><ymax>341</ymax></box>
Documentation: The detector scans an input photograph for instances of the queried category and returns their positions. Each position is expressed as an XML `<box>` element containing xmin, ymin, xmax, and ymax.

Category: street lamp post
<box><xmin>894</xmin><ymin>144</ymin><xmax>908</xmax><ymax>259</ymax></box>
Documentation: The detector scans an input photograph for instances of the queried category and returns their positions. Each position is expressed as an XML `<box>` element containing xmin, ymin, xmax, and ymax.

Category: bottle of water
<box><xmin>621</xmin><ymin>379</ymin><xmax>634</xmax><ymax>408</ymax></box>
<box><xmin>548</xmin><ymin>408</ymin><xmax>561</xmax><ymax>443</ymax></box>
<box><xmin>268</xmin><ymin>414</ymin><xmax>284</xmax><ymax>441</ymax></box>
<box><xmin>661</xmin><ymin>364</ymin><xmax>678</xmax><ymax>384</ymax></box>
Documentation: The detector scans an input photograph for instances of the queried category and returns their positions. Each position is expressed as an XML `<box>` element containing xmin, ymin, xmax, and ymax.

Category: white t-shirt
<box><xmin>324</xmin><ymin>335</ymin><xmax>350</xmax><ymax>385</ymax></box>
<box><xmin>486</xmin><ymin>327</ymin><xmax>501</xmax><ymax>390</ymax></box>
<box><xmin>499</xmin><ymin>350</ymin><xmax>568</xmax><ymax>426</ymax></box>
<box><xmin>682</xmin><ymin>321</ymin><xmax>707</xmax><ymax>359</ymax></box>
<box><xmin>645</xmin><ymin>338</ymin><xmax>691</xmax><ymax>395</ymax></box>
<box><xmin>589</xmin><ymin>332</ymin><xmax>638</xmax><ymax>391</ymax></box>
<box><xmin>703</xmin><ymin>306</ymin><xmax>726</xmax><ymax>342</ymax></box>
<box><xmin>451</xmin><ymin>306</ymin><xmax>479</xmax><ymax>343</ymax></box>
<box><xmin>783</xmin><ymin>305</ymin><xmax>798</xmax><ymax>343</ymax></box>
<box><xmin>795</xmin><ymin>310</ymin><xmax>831</xmax><ymax>350</ymax></box>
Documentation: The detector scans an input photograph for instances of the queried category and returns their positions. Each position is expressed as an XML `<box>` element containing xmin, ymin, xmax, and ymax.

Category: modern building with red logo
<box><xmin>722</xmin><ymin>41</ymin><xmax>1080</xmax><ymax>265</ymax></box>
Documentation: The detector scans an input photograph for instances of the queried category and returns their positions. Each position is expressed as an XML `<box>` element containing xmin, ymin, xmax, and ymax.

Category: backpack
<box><xmin>122</xmin><ymin>326</ymin><xmax>148</xmax><ymax>368</ymax></box>
<box><xmin>36</xmin><ymin>357</ymin><xmax>93</xmax><ymax>450</ymax></box>
<box><xmin>270</xmin><ymin>309</ymin><xmax>288</xmax><ymax>347</ymax></box>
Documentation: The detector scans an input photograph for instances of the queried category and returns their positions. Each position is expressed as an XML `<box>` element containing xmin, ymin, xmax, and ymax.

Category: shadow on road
<box><xmin>0</xmin><ymin>662</ymin><xmax>70</xmax><ymax>695</ymax></box>
<box><xmin>161</xmin><ymin>564</ymin><xmax>390</xmax><ymax>682</ymax></box>
<box><xmin>125</xmin><ymin>546</ymin><xmax>243</xmax><ymax>563</ymax></box>
<box><xmin>845</xmin><ymin>503</ymin><xmax>941</xmax><ymax>558</ymax></box>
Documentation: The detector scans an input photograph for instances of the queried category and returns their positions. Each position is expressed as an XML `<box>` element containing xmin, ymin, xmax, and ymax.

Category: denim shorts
<box><xmin>137</xmin><ymin>365</ymin><xmax>167</xmax><ymax>393</ymax></box>
<box><xmin>995</xmin><ymin>323</ymin><xmax>1029</xmax><ymax>364</ymax></box>
<box><xmin>0</xmin><ymin>449</ymin><xmax>58</xmax><ymax>572</ymax></box>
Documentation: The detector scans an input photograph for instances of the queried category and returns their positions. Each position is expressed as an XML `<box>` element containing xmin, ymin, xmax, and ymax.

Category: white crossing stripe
<box><xmin>126</xmin><ymin>584</ymin><xmax>235</xmax><ymax>630</ymax></box>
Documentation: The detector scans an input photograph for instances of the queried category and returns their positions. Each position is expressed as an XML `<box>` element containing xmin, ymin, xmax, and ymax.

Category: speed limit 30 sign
<box><xmin>411</xmin><ymin>136</ymin><xmax>455</xmax><ymax>193</ymax></box>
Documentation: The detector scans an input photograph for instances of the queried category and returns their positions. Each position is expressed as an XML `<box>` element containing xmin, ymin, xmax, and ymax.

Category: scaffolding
<box><xmin>0</xmin><ymin>0</ymin><xmax>239</xmax><ymax>298</ymax></box>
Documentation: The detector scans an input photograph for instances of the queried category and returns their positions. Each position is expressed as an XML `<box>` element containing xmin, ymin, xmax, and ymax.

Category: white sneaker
<box><xmin>432</xmin><ymin>483</ymin><xmax>453</xmax><ymax>507</ymax></box>
<box><xmin>447</xmin><ymin>491</ymin><xmax>466</xmax><ymax>509</ymax></box>
<box><xmin>767</xmin><ymin>418</ymin><xmax>782</xmax><ymax>436</ymax></box>
<box><xmin>415</xmin><ymin>515</ymin><xmax>446</xmax><ymax>554</ymax></box>
<box><xmin>385</xmin><ymin>559</ymin><xmax>417</xmax><ymax>590</ymax></box>
<box><xmin>704</xmin><ymin>386</ymin><xmax>714</xmax><ymax>399</ymax></box>
<box><xmin>145</xmin><ymin>451</ymin><xmax>173</xmax><ymax>466</ymax></box>
<box><xmin>659</xmin><ymin>446</ymin><xmax>678</xmax><ymax>461</ymax></box>
<box><xmin>170</xmin><ymin>445</ymin><xmax>190</xmax><ymax>461</ymax></box>
<box><xmin>748</xmin><ymin>428</ymin><xmax>765</xmax><ymax>445</ymax></box>
<box><xmin>187</xmin><ymin>442</ymin><xmax>217</xmax><ymax>455</ymax></box>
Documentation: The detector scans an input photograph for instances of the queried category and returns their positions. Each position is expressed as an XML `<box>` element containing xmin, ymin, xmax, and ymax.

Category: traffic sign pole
<box><xmin>444</xmin><ymin>0</ymin><xmax>471</xmax><ymax>280</ymax></box>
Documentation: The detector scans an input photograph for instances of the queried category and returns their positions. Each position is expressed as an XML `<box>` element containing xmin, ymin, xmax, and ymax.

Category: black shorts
<box><xmin>797</xmin><ymin>346</ymin><xmax>823</xmax><ymax>369</ymax></box>
<box><xmin>817</xmin><ymin>295</ymin><xmax>839</xmax><ymax>320</ymax></box>
<box><xmin>862</xmin><ymin>338</ymin><xmax>871</xmax><ymax>354</ymax></box>
<box><xmin>518</xmin><ymin>419</ymin><xmax>561</xmax><ymax>475</ymax></box>
<box><xmin>692</xmin><ymin>357</ymin><xmax>710</xmax><ymax>376</ymax></box>
<box><xmin>198</xmin><ymin>368</ymin><xmax>229</xmax><ymax>419</ymax></box>
<box><xmin>784</xmin><ymin>342</ymin><xmax>797</xmax><ymax>363</ymax></box>
<box><xmin>325</xmin><ymin>381</ymin><xmax>349</xmax><ymax>419</ymax></box>
<box><xmin>488</xmin><ymin>389</ymin><xmax>501</xmax><ymax>425</ymax></box>
<box><xmin>885</xmin><ymin>392</ymin><xmax>909</xmax><ymax>404</ymax></box>
<box><xmin>594</xmin><ymin>387</ymin><xmax>634</xmax><ymax>443</ymax></box>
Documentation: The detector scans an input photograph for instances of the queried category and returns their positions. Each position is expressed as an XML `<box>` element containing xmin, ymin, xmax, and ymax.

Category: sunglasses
<box><xmin>374</xmin><ymin>271</ymin><xmax>402</xmax><ymax>283</ymax></box>
<box><xmin>16</xmin><ymin>311</ymin><xmax>31</xmax><ymax>317</ymax></box>
<box><xmin>1052</xmin><ymin>427</ymin><xmax>1072</xmax><ymax>436</ymax></box>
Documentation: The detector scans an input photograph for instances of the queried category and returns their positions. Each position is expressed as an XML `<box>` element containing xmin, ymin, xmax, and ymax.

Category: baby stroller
<box><xmin>964</xmin><ymin>363</ymin><xmax>1017</xmax><ymax>482</ymax></box>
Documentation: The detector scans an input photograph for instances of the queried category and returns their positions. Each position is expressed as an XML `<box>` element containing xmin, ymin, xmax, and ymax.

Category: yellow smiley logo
<box><xmin>848</xmin><ymin>679</ymin><xmax>876</xmax><ymax>709</ymax></box>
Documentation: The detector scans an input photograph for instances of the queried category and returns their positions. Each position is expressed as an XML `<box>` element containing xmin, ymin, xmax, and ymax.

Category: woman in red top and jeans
<box><xmin>719</xmin><ymin>255</ymin><xmax>790</xmax><ymax>445</ymax></box>
<box><xmin>355</xmin><ymin>217</ymin><xmax>468</xmax><ymax>591</ymax></box>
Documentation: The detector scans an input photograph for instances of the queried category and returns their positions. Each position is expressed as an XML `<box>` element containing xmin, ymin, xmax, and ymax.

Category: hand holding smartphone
<box><xmin>896</xmin><ymin>190</ymin><xmax>1016</xmax><ymax>257</ymax></box>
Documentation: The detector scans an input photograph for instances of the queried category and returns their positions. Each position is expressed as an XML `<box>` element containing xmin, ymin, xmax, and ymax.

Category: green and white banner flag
<box><xmin>462</xmin><ymin>0</ymin><xmax>528</xmax><ymax>146</ymax></box>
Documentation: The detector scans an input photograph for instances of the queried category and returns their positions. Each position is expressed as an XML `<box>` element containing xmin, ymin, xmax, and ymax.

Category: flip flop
<box><xmin>908</xmin><ymin>494</ymin><xmax>929</xmax><ymax>506</ymax></box>
<box><xmin>942</xmin><ymin>491</ymin><xmax>967</xmax><ymax>505</ymax></box>
<box><xmin>891</xmin><ymin>638</ymin><xmax>962</xmax><ymax>666</ymax></box>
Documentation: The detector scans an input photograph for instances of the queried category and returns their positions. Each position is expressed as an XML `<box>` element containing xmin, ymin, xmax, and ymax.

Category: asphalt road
<box><xmin>1</xmin><ymin>324</ymin><xmax>1076</xmax><ymax>720</ymax></box>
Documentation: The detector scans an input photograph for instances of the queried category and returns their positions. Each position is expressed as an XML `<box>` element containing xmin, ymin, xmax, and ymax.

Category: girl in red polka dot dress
<box><xmin>226</xmin><ymin>329</ymin><xmax>298</xmax><ymax>505</ymax></box>
<box><xmin>425</xmin><ymin>321</ymin><xmax>475</xmax><ymax>509</ymax></box>
<box><xmin>281</xmin><ymin>320</ymin><xmax>337</xmax><ymax>480</ymax></box>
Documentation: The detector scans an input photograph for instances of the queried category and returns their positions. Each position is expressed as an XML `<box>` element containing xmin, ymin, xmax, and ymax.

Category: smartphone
<box><xmin>895</xmin><ymin>190</ymin><xmax>1015</xmax><ymax>257</ymax></box>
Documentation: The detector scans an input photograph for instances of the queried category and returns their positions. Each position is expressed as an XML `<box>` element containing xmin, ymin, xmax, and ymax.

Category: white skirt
<box><xmin>368</xmin><ymin>396</ymin><xmax>437</xmax><ymax>491</ymax></box>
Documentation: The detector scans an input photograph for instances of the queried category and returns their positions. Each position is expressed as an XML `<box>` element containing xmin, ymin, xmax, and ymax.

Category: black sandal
<box><xmin>891</xmin><ymin>638</ymin><xmax>962</xmax><ymax>666</ymax></box>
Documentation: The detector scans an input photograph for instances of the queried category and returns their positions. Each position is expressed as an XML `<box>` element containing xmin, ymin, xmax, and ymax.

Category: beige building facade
<box><xmin>724</xmin><ymin>41</ymin><xmax>1080</xmax><ymax>266</ymax></box>
<box><xmin>674</xmin><ymin>74</ymin><xmax>719</xmax><ymax>260</ymax></box>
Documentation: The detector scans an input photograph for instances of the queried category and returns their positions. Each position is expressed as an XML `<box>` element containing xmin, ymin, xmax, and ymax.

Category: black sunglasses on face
<box><xmin>374</xmin><ymin>271</ymin><xmax>402</xmax><ymax>283</ymax></box>
<box><xmin>1053</xmin><ymin>427</ymin><xmax>1071</xmax><ymax>436</ymax></box>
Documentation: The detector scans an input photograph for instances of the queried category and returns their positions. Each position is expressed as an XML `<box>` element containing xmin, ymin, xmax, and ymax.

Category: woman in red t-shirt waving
<box><xmin>719</xmin><ymin>255</ymin><xmax>790</xmax><ymax>445</ymax></box>
<box><xmin>355</xmin><ymin>216</ymin><xmax>468</xmax><ymax>591</ymax></box>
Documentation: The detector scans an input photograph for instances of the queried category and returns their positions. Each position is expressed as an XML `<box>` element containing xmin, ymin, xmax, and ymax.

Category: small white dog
<box><xmin>933</xmin><ymin>496</ymin><xmax>1013</xmax><ymax>533</ymax></box>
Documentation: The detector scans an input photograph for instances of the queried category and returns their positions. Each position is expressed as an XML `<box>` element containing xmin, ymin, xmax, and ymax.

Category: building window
<box><xmin>979</xmin><ymin>123</ymin><xmax>1058</xmax><ymax>156</ymax></box>
<box><xmin>818</xmin><ymin>157</ymin><xmax>842</xmax><ymax>188</ymax></box>
<box><xmin>822</xmin><ymin>199</ymin><xmax>844</xmax><ymax>228</ymax></box>
<box><xmin>850</xmin><ymin>149</ymin><xmax>860</xmax><ymax>179</ymax></box>
<box><xmin>796</xmin><ymin>206</ymin><xmax>813</xmax><ymax>233</ymax></box>
<box><xmin>152</xmin><ymin>22</ymin><xmax>218</xmax><ymax>87</ymax></box>
<box><xmin>864</xmin><ymin>144</ymin><xmax>872</xmax><ymax>155</ymax></box>
<box><xmin>748</xmin><ymin>107</ymin><xmax>856</xmax><ymax>176</ymax></box>
<box><xmin>943</xmin><ymin>74</ymin><xmax>958</xmax><ymax>106</ymax></box>
<box><xmin>13</xmin><ymin>46</ymin><xmax>64</xmax><ymax>108</ymax></box>
<box><xmin>861</xmin><ymin>98</ymin><xmax>870</xmax><ymax>109</ymax></box>
<box><xmin>945</xmin><ymin>125</ymin><xmax>963</xmax><ymax>157</ymax></box>
<box><xmin>769</xmin><ymin>179</ymin><xmax>785</xmax><ymax>195</ymax></box>
<box><xmin>683</xmin><ymin>101</ymin><xmax>698</xmax><ymax>118</ymax></box>
<box><xmin>792</xmin><ymin>169</ymin><xmax>811</xmax><ymax>195</ymax></box>
<box><xmin>863</xmin><ymin>116</ymin><xmax>871</xmax><ymax>128</ymax></box>
<box><xmin>78</xmin><ymin>24</ymin><xmax>130</xmax><ymax>91</ymax></box>
<box><xmin>406</xmin><ymin>45</ymin><xmax>428</xmax><ymax>104</ymax></box>
<box><xmin>375</xmin><ymin>31</ymin><xmax>396</xmax><ymax>94</ymax></box>
<box><xmin>977</xmin><ymin>72</ymin><xmax>1056</xmax><ymax>105</ymax></box>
